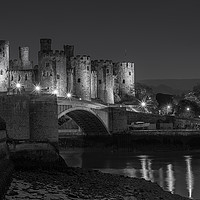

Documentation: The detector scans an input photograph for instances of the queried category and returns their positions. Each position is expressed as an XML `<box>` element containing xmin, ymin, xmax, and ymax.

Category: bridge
<box><xmin>57</xmin><ymin>97</ymin><xmax>127</xmax><ymax>135</ymax></box>
<box><xmin>0</xmin><ymin>94</ymin><xmax>128</xmax><ymax>144</ymax></box>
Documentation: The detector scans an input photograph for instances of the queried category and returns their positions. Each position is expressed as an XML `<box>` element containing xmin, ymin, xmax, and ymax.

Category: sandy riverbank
<box><xmin>4</xmin><ymin>167</ymin><xmax>190</xmax><ymax>200</ymax></box>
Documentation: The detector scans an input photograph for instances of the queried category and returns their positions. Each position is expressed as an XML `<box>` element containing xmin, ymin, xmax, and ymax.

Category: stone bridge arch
<box><xmin>58</xmin><ymin>107</ymin><xmax>110</xmax><ymax>135</ymax></box>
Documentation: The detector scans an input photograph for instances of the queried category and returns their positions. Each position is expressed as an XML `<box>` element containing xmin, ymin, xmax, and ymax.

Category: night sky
<box><xmin>1</xmin><ymin>0</ymin><xmax>200</xmax><ymax>80</ymax></box>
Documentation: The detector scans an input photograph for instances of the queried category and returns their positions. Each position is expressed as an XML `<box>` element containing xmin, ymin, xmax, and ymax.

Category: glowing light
<box><xmin>166</xmin><ymin>164</ymin><xmax>175</xmax><ymax>194</ymax></box>
<box><xmin>167</xmin><ymin>105</ymin><xmax>171</xmax><ymax>109</ymax></box>
<box><xmin>185</xmin><ymin>156</ymin><xmax>194</xmax><ymax>199</ymax></box>
<box><xmin>79</xmin><ymin>98</ymin><xmax>82</xmax><ymax>100</ymax></box>
<box><xmin>141</xmin><ymin>101</ymin><xmax>146</xmax><ymax>107</ymax></box>
<box><xmin>16</xmin><ymin>83</ymin><xmax>21</xmax><ymax>89</ymax></box>
<box><xmin>186</xmin><ymin>107</ymin><xmax>190</xmax><ymax>111</ymax></box>
<box><xmin>66</xmin><ymin>93</ymin><xmax>72</xmax><ymax>98</ymax></box>
<box><xmin>35</xmin><ymin>85</ymin><xmax>41</xmax><ymax>92</ymax></box>
<box><xmin>52</xmin><ymin>89</ymin><xmax>58</xmax><ymax>95</ymax></box>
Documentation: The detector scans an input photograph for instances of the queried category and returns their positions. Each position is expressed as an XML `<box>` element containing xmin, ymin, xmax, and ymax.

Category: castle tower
<box><xmin>71</xmin><ymin>55</ymin><xmax>91</xmax><ymax>101</ymax></box>
<box><xmin>64</xmin><ymin>45</ymin><xmax>74</xmax><ymax>62</ymax></box>
<box><xmin>19</xmin><ymin>47</ymin><xmax>32</xmax><ymax>69</ymax></box>
<box><xmin>38</xmin><ymin>39</ymin><xmax>67</xmax><ymax>97</ymax></box>
<box><xmin>94</xmin><ymin>60</ymin><xmax>114</xmax><ymax>104</ymax></box>
<box><xmin>114</xmin><ymin>62</ymin><xmax>135</xmax><ymax>97</ymax></box>
<box><xmin>64</xmin><ymin>45</ymin><xmax>74</xmax><ymax>94</ymax></box>
<box><xmin>19</xmin><ymin>47</ymin><xmax>29</xmax><ymax>66</ymax></box>
<box><xmin>54</xmin><ymin>50</ymin><xmax>67</xmax><ymax>97</ymax></box>
<box><xmin>40</xmin><ymin>39</ymin><xmax>51</xmax><ymax>52</ymax></box>
<box><xmin>0</xmin><ymin>40</ymin><xmax>9</xmax><ymax>92</ymax></box>
<box><xmin>91</xmin><ymin>62</ymin><xmax>97</xmax><ymax>99</ymax></box>
<box><xmin>9</xmin><ymin>46</ymin><xmax>34</xmax><ymax>93</ymax></box>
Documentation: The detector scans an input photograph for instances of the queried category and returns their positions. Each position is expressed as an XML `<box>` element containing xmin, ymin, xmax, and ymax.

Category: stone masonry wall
<box><xmin>92</xmin><ymin>60</ymin><xmax>114</xmax><ymax>104</ymax></box>
<box><xmin>9</xmin><ymin>70</ymin><xmax>33</xmax><ymax>92</ymax></box>
<box><xmin>71</xmin><ymin>55</ymin><xmax>91</xmax><ymax>101</ymax></box>
<box><xmin>0</xmin><ymin>95</ymin><xmax>30</xmax><ymax>139</ymax></box>
<box><xmin>0</xmin><ymin>41</ymin><xmax>9</xmax><ymax>92</ymax></box>
<box><xmin>108</xmin><ymin>107</ymin><xmax>127</xmax><ymax>133</ymax></box>
<box><xmin>114</xmin><ymin>62</ymin><xmax>135</xmax><ymax>97</ymax></box>
<box><xmin>29</xmin><ymin>94</ymin><xmax>58</xmax><ymax>143</ymax></box>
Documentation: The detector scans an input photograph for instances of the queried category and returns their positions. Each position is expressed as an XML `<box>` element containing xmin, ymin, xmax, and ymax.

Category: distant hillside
<box><xmin>138</xmin><ymin>79</ymin><xmax>200</xmax><ymax>95</ymax></box>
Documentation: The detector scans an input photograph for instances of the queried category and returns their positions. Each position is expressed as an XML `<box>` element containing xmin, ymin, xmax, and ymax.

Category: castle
<box><xmin>0</xmin><ymin>39</ymin><xmax>135</xmax><ymax>104</ymax></box>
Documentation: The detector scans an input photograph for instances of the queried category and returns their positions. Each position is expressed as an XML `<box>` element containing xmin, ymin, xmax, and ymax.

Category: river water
<box><xmin>60</xmin><ymin>149</ymin><xmax>200</xmax><ymax>199</ymax></box>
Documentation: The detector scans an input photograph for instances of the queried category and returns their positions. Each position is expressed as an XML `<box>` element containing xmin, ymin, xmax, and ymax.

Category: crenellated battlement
<box><xmin>0</xmin><ymin>40</ymin><xmax>9</xmax><ymax>46</ymax></box>
<box><xmin>71</xmin><ymin>55</ymin><xmax>90</xmax><ymax>61</ymax></box>
<box><xmin>92</xmin><ymin>59</ymin><xmax>113</xmax><ymax>65</ymax></box>
<box><xmin>118</xmin><ymin>62</ymin><xmax>134</xmax><ymax>69</ymax></box>
<box><xmin>39</xmin><ymin>50</ymin><xmax>66</xmax><ymax>58</ymax></box>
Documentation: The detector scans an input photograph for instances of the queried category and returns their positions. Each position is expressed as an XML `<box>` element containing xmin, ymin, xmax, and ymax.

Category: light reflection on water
<box><xmin>185</xmin><ymin>156</ymin><xmax>194</xmax><ymax>199</ymax></box>
<box><xmin>61</xmin><ymin>150</ymin><xmax>198</xmax><ymax>199</ymax></box>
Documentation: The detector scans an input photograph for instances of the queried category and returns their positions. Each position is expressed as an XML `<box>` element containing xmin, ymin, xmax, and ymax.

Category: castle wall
<box><xmin>71</xmin><ymin>55</ymin><xmax>91</xmax><ymax>101</ymax></box>
<box><xmin>9</xmin><ymin>70</ymin><xmax>33</xmax><ymax>92</ymax></box>
<box><xmin>0</xmin><ymin>41</ymin><xmax>9</xmax><ymax>92</ymax></box>
<box><xmin>115</xmin><ymin>62</ymin><xmax>135</xmax><ymax>97</ymax></box>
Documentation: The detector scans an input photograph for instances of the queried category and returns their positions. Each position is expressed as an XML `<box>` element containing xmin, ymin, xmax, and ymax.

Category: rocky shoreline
<box><xmin>4</xmin><ymin>167</ymin><xmax>190</xmax><ymax>200</ymax></box>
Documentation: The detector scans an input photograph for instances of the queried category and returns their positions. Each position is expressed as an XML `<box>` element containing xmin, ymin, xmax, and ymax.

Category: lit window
<box><xmin>123</xmin><ymin>79</ymin><xmax>125</xmax><ymax>84</ymax></box>
<box><xmin>78</xmin><ymin>78</ymin><xmax>80</xmax><ymax>83</ymax></box>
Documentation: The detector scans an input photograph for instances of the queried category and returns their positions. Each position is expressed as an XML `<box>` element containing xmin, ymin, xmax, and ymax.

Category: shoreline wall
<box><xmin>0</xmin><ymin>135</ymin><xmax>14</xmax><ymax>199</ymax></box>
<box><xmin>59</xmin><ymin>130</ymin><xmax>200</xmax><ymax>151</ymax></box>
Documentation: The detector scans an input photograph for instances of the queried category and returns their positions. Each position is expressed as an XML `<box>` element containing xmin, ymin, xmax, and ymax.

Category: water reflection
<box><xmin>62</xmin><ymin>150</ymin><xmax>199</xmax><ymax>199</ymax></box>
<box><xmin>139</xmin><ymin>155</ymin><xmax>149</xmax><ymax>180</ymax></box>
<box><xmin>185</xmin><ymin>156</ymin><xmax>194</xmax><ymax>199</ymax></box>
<box><xmin>166</xmin><ymin>164</ymin><xmax>175</xmax><ymax>194</ymax></box>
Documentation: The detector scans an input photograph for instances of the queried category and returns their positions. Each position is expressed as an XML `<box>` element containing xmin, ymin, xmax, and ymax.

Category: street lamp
<box><xmin>52</xmin><ymin>89</ymin><xmax>58</xmax><ymax>95</ymax></box>
<box><xmin>66</xmin><ymin>93</ymin><xmax>72</xmax><ymax>98</ymax></box>
<box><xmin>141</xmin><ymin>101</ymin><xmax>146</xmax><ymax>107</ymax></box>
<box><xmin>186</xmin><ymin>107</ymin><xmax>190</xmax><ymax>111</ymax></box>
<box><xmin>16</xmin><ymin>83</ymin><xmax>21</xmax><ymax>89</ymax></box>
<box><xmin>35</xmin><ymin>85</ymin><xmax>41</xmax><ymax>92</ymax></box>
<box><xmin>166</xmin><ymin>105</ymin><xmax>171</xmax><ymax>115</ymax></box>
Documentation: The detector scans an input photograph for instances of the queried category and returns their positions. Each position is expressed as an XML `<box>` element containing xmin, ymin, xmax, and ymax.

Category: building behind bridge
<box><xmin>0</xmin><ymin>39</ymin><xmax>135</xmax><ymax>104</ymax></box>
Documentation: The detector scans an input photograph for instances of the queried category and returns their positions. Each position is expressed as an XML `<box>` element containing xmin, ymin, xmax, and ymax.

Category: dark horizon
<box><xmin>1</xmin><ymin>0</ymin><xmax>200</xmax><ymax>80</ymax></box>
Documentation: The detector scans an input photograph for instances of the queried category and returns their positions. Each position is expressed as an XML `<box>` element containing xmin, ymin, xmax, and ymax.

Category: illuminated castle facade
<box><xmin>0</xmin><ymin>39</ymin><xmax>135</xmax><ymax>104</ymax></box>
